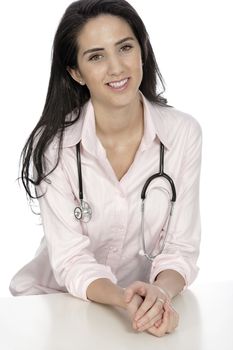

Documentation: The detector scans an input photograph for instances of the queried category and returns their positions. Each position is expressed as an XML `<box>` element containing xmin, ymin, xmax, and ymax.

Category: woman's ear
<box><xmin>66</xmin><ymin>66</ymin><xmax>85</xmax><ymax>85</ymax></box>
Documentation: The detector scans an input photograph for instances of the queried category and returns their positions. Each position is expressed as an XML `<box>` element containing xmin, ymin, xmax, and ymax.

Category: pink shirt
<box><xmin>10</xmin><ymin>93</ymin><xmax>202</xmax><ymax>301</ymax></box>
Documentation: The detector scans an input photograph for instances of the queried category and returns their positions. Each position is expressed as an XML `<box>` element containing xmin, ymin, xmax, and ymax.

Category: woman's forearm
<box><xmin>86</xmin><ymin>270</ymin><xmax>185</xmax><ymax>308</ymax></box>
<box><xmin>153</xmin><ymin>269</ymin><xmax>186</xmax><ymax>300</ymax></box>
<box><xmin>86</xmin><ymin>278</ymin><xmax>127</xmax><ymax>309</ymax></box>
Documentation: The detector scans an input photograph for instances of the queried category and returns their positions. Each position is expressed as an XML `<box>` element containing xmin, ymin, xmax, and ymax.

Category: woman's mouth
<box><xmin>106</xmin><ymin>78</ymin><xmax>129</xmax><ymax>91</ymax></box>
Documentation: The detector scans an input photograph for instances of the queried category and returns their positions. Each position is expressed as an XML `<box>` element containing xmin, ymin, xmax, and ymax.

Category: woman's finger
<box><xmin>127</xmin><ymin>294</ymin><xmax>144</xmax><ymax>320</ymax></box>
<box><xmin>147</xmin><ymin>303</ymin><xmax>179</xmax><ymax>337</ymax></box>
<box><xmin>124</xmin><ymin>281</ymin><xmax>146</xmax><ymax>303</ymax></box>
<box><xmin>147</xmin><ymin>303</ymin><xmax>170</xmax><ymax>337</ymax></box>
<box><xmin>135</xmin><ymin>298</ymin><xmax>164</xmax><ymax>327</ymax></box>
<box><xmin>154</xmin><ymin>319</ymin><xmax>162</xmax><ymax>328</ymax></box>
<box><xmin>166</xmin><ymin>303</ymin><xmax>179</xmax><ymax>333</ymax></box>
<box><xmin>147</xmin><ymin>312</ymin><xmax>169</xmax><ymax>337</ymax></box>
<box><xmin>134</xmin><ymin>292</ymin><xmax>157</xmax><ymax>322</ymax></box>
<box><xmin>136</xmin><ymin>309</ymin><xmax>164</xmax><ymax>332</ymax></box>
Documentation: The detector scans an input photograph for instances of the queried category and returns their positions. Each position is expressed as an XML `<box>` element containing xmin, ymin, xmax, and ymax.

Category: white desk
<box><xmin>1</xmin><ymin>281</ymin><xmax>233</xmax><ymax>350</ymax></box>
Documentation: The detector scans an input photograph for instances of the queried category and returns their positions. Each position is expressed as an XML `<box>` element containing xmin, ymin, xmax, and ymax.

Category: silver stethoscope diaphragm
<box><xmin>74</xmin><ymin>200</ymin><xmax>92</xmax><ymax>223</ymax></box>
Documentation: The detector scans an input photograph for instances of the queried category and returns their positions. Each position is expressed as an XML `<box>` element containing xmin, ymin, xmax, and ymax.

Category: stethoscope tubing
<box><xmin>76</xmin><ymin>142</ymin><xmax>83</xmax><ymax>201</ymax></box>
<box><xmin>141</xmin><ymin>143</ymin><xmax>176</xmax><ymax>202</ymax></box>
<box><xmin>74</xmin><ymin>141</ymin><xmax>176</xmax><ymax>261</ymax></box>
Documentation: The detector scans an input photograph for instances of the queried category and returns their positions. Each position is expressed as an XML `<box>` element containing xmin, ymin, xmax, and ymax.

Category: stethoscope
<box><xmin>74</xmin><ymin>141</ymin><xmax>176</xmax><ymax>262</ymax></box>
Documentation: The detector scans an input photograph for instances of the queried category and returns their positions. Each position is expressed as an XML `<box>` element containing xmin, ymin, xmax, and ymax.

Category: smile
<box><xmin>107</xmin><ymin>78</ymin><xmax>129</xmax><ymax>91</ymax></box>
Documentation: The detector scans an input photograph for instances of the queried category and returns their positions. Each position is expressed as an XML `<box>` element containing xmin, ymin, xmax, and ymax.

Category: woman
<box><xmin>10</xmin><ymin>0</ymin><xmax>202</xmax><ymax>337</ymax></box>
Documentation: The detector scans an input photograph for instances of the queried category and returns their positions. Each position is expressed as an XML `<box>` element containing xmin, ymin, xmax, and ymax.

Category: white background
<box><xmin>0</xmin><ymin>0</ymin><xmax>232</xmax><ymax>297</ymax></box>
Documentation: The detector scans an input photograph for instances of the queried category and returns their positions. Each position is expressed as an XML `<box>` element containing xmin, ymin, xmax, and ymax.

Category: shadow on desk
<box><xmin>2</xmin><ymin>282</ymin><xmax>233</xmax><ymax>350</ymax></box>
<box><xmin>40</xmin><ymin>290</ymin><xmax>202</xmax><ymax>350</ymax></box>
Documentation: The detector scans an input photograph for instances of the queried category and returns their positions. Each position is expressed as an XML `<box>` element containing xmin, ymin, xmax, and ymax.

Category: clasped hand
<box><xmin>123</xmin><ymin>281</ymin><xmax>179</xmax><ymax>337</ymax></box>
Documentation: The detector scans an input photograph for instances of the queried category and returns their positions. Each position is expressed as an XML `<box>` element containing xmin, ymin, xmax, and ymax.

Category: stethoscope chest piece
<box><xmin>74</xmin><ymin>200</ymin><xmax>92</xmax><ymax>223</ymax></box>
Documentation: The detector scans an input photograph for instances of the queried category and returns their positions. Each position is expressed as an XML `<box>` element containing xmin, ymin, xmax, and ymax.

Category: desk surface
<box><xmin>1</xmin><ymin>281</ymin><xmax>233</xmax><ymax>350</ymax></box>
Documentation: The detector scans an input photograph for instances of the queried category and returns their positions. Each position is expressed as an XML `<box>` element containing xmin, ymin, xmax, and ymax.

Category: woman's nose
<box><xmin>107</xmin><ymin>55</ymin><xmax>124</xmax><ymax>77</ymax></box>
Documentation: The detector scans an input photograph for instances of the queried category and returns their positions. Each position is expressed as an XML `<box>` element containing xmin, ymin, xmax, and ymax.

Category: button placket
<box><xmin>105</xmin><ymin>187</ymin><xmax>128</xmax><ymax>269</ymax></box>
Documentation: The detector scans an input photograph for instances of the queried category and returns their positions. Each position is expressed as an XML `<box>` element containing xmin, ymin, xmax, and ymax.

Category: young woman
<box><xmin>10</xmin><ymin>0</ymin><xmax>202</xmax><ymax>337</ymax></box>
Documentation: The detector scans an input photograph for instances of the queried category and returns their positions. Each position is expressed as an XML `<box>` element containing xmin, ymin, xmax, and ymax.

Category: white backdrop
<box><xmin>0</xmin><ymin>0</ymin><xmax>232</xmax><ymax>297</ymax></box>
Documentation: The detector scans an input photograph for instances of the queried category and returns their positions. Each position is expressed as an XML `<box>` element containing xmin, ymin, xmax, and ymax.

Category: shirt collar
<box><xmin>57</xmin><ymin>92</ymin><xmax>172</xmax><ymax>151</ymax></box>
<box><xmin>141</xmin><ymin>92</ymin><xmax>172</xmax><ymax>150</ymax></box>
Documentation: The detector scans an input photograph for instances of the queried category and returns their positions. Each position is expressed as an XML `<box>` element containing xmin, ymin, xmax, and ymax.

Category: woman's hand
<box><xmin>124</xmin><ymin>292</ymin><xmax>162</xmax><ymax>331</ymax></box>
<box><xmin>124</xmin><ymin>281</ymin><xmax>179</xmax><ymax>335</ymax></box>
<box><xmin>125</xmin><ymin>293</ymin><xmax>144</xmax><ymax>328</ymax></box>
<box><xmin>146</xmin><ymin>301</ymin><xmax>179</xmax><ymax>337</ymax></box>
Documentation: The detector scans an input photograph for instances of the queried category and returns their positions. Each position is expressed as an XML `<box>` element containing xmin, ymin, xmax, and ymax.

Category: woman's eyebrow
<box><xmin>82</xmin><ymin>36</ymin><xmax>135</xmax><ymax>56</ymax></box>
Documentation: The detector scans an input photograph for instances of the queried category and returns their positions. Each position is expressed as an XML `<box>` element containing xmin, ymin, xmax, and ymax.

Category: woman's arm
<box><xmin>124</xmin><ymin>269</ymin><xmax>185</xmax><ymax>308</ymax></box>
<box><xmin>153</xmin><ymin>269</ymin><xmax>185</xmax><ymax>300</ymax></box>
<box><xmin>149</xmin><ymin>117</ymin><xmax>202</xmax><ymax>289</ymax></box>
<box><xmin>86</xmin><ymin>278</ymin><xmax>148</xmax><ymax>328</ymax></box>
<box><xmin>86</xmin><ymin>278</ymin><xmax>127</xmax><ymax>308</ymax></box>
<box><xmin>36</xmin><ymin>146</ymin><xmax>118</xmax><ymax>301</ymax></box>
<box><xmin>123</xmin><ymin>117</ymin><xmax>202</xmax><ymax>336</ymax></box>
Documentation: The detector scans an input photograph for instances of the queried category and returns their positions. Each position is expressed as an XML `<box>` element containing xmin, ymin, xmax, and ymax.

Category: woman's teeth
<box><xmin>108</xmin><ymin>78</ymin><xmax>128</xmax><ymax>88</ymax></box>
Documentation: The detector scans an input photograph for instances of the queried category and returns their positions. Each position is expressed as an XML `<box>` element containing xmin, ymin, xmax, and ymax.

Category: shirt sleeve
<box><xmin>35</xmin><ymin>146</ymin><xmax>117</xmax><ymax>301</ymax></box>
<box><xmin>149</xmin><ymin>117</ymin><xmax>202</xmax><ymax>288</ymax></box>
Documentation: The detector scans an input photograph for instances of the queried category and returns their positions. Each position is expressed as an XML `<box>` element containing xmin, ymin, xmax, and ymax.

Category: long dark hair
<box><xmin>21</xmin><ymin>0</ymin><xmax>170</xmax><ymax>199</ymax></box>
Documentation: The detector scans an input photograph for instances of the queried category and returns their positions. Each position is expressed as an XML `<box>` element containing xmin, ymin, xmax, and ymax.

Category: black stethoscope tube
<box><xmin>141</xmin><ymin>142</ymin><xmax>176</xmax><ymax>202</ymax></box>
<box><xmin>76</xmin><ymin>142</ymin><xmax>84</xmax><ymax>201</ymax></box>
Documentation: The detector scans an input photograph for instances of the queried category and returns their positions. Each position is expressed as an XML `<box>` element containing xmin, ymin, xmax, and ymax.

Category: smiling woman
<box><xmin>67</xmin><ymin>14</ymin><xmax>143</xmax><ymax>120</ymax></box>
<box><xmin>9</xmin><ymin>0</ymin><xmax>202</xmax><ymax>338</ymax></box>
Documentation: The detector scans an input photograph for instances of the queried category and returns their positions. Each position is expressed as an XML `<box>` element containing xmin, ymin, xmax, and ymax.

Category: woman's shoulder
<box><xmin>33</xmin><ymin>106</ymin><xmax>86</xmax><ymax>168</ymax></box>
<box><xmin>143</xmin><ymin>96</ymin><xmax>202</xmax><ymax>150</ymax></box>
<box><xmin>48</xmin><ymin>104</ymin><xmax>88</xmax><ymax>152</ymax></box>
<box><xmin>154</xmin><ymin>103</ymin><xmax>201</xmax><ymax>131</ymax></box>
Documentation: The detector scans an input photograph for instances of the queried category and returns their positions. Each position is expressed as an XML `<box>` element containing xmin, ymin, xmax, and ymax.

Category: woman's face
<box><xmin>69</xmin><ymin>14</ymin><xmax>143</xmax><ymax>109</ymax></box>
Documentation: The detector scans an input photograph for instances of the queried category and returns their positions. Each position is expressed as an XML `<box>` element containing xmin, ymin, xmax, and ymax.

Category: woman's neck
<box><xmin>93</xmin><ymin>94</ymin><xmax>144</xmax><ymax>146</ymax></box>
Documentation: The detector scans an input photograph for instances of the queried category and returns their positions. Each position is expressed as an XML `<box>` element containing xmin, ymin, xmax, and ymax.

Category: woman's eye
<box><xmin>121</xmin><ymin>44</ymin><xmax>133</xmax><ymax>52</ymax></box>
<box><xmin>88</xmin><ymin>45</ymin><xmax>133</xmax><ymax>61</ymax></box>
<box><xmin>89</xmin><ymin>54</ymin><xmax>102</xmax><ymax>62</ymax></box>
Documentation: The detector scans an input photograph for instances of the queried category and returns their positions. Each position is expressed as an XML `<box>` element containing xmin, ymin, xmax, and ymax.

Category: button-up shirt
<box><xmin>10</xmin><ymin>92</ymin><xmax>202</xmax><ymax>301</ymax></box>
